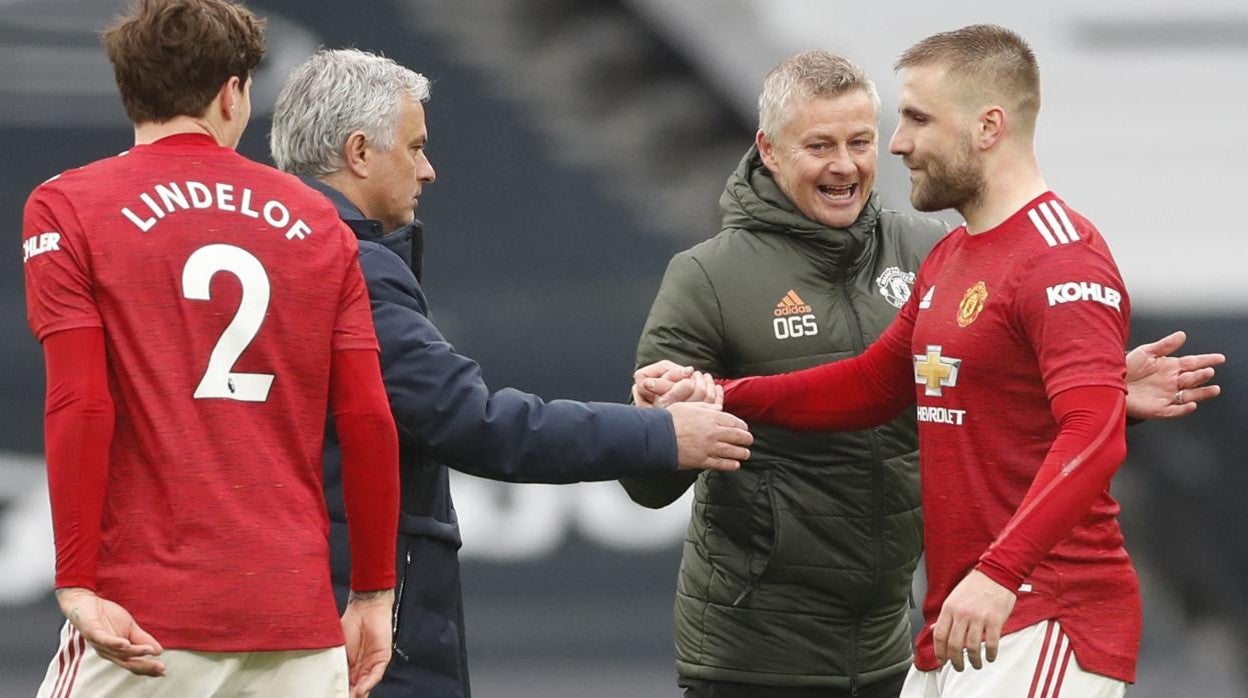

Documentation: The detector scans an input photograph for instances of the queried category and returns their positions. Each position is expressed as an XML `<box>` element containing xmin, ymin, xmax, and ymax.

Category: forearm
<box><xmin>43</xmin><ymin>328</ymin><xmax>114</xmax><ymax>590</ymax></box>
<box><xmin>977</xmin><ymin>386</ymin><xmax>1127</xmax><ymax>589</ymax></box>
<box><xmin>381</xmin><ymin>307</ymin><xmax>678</xmax><ymax>482</ymax></box>
<box><xmin>333</xmin><ymin>349</ymin><xmax>400</xmax><ymax>592</ymax></box>
<box><xmin>721</xmin><ymin>339</ymin><xmax>915</xmax><ymax>431</ymax></box>
<box><xmin>429</xmin><ymin>392</ymin><xmax>678</xmax><ymax>483</ymax></box>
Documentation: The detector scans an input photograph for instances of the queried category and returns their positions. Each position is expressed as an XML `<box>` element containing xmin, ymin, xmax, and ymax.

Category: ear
<box><xmin>341</xmin><ymin>131</ymin><xmax>370</xmax><ymax>178</ymax></box>
<box><xmin>219</xmin><ymin>75</ymin><xmax>243</xmax><ymax>120</ymax></box>
<box><xmin>756</xmin><ymin>129</ymin><xmax>781</xmax><ymax>175</ymax></box>
<box><xmin>976</xmin><ymin>105</ymin><xmax>1006</xmax><ymax>150</ymax></box>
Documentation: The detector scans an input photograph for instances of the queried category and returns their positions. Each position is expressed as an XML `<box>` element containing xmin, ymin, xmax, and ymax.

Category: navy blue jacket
<box><xmin>310</xmin><ymin>179</ymin><xmax>680</xmax><ymax>698</ymax></box>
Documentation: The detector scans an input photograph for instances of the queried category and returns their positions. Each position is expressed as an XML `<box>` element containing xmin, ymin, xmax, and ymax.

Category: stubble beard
<box><xmin>909</xmin><ymin>139</ymin><xmax>985</xmax><ymax>214</ymax></box>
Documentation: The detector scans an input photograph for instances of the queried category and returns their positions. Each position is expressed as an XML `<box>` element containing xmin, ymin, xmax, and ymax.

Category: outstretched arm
<box><xmin>361</xmin><ymin>249</ymin><xmax>748</xmax><ymax>484</ymax></box>
<box><xmin>718</xmin><ymin>337</ymin><xmax>916</xmax><ymax>431</ymax></box>
<box><xmin>1124</xmin><ymin>331</ymin><xmax>1224</xmax><ymax>420</ymax></box>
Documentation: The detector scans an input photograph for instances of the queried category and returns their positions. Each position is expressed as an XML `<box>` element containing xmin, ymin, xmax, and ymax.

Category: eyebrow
<box><xmin>899</xmin><ymin>106</ymin><xmax>929</xmax><ymax>120</ymax></box>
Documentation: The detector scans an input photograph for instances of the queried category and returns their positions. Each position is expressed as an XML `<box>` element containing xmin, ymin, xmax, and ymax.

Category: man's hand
<box><xmin>342</xmin><ymin>589</ymin><xmax>395</xmax><ymax>698</ymax></box>
<box><xmin>55</xmin><ymin>587</ymin><xmax>165</xmax><ymax>677</ymax></box>
<box><xmin>931</xmin><ymin>570</ymin><xmax>1017</xmax><ymax>672</ymax></box>
<box><xmin>1125</xmin><ymin>331</ymin><xmax>1225</xmax><ymax>420</ymax></box>
<box><xmin>634</xmin><ymin>361</ymin><xmax>699</xmax><ymax>407</ymax></box>
<box><xmin>669</xmin><ymin>402</ymin><xmax>752</xmax><ymax>471</ymax></box>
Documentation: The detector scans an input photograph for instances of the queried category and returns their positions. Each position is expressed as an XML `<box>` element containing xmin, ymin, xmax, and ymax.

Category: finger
<box><xmin>964</xmin><ymin>622</ymin><xmax>984</xmax><ymax>670</ymax></box>
<box><xmin>711</xmin><ymin>443</ymin><xmax>751</xmax><ymax>463</ymax></box>
<box><xmin>352</xmin><ymin>658</ymin><xmax>388</xmax><ymax>697</ymax></box>
<box><xmin>631</xmin><ymin>385</ymin><xmax>654</xmax><ymax>408</ymax></box>
<box><xmin>701</xmin><ymin>457</ymin><xmax>740</xmax><ymax>472</ymax></box>
<box><xmin>126</xmin><ymin>622</ymin><xmax>163</xmax><ymax>655</ymax></box>
<box><xmin>94</xmin><ymin>642</ymin><xmax>159</xmax><ymax>661</ymax></box>
<box><xmin>1180</xmin><ymin>384</ymin><xmax>1220</xmax><ymax>403</ymax></box>
<box><xmin>118</xmin><ymin>655</ymin><xmax>166</xmax><ymax>677</ymax></box>
<box><xmin>662</xmin><ymin>366</ymin><xmax>695</xmax><ymax>383</ymax></box>
<box><xmin>713</xmin><ymin>383</ymin><xmax>724</xmax><ymax>407</ymax></box>
<box><xmin>1138</xmin><ymin>331</ymin><xmax>1186</xmax><ymax>356</ymax></box>
<box><xmin>947</xmin><ymin>616</ymin><xmax>969</xmax><ymax>671</ymax></box>
<box><xmin>712</xmin><ymin>412</ymin><xmax>749</xmax><ymax>432</ymax></box>
<box><xmin>931</xmin><ymin>615</ymin><xmax>951</xmax><ymax>665</ymax></box>
<box><xmin>1178</xmin><ymin>366</ymin><xmax>1216</xmax><ymax>389</ymax></box>
<box><xmin>1176</xmin><ymin>352</ymin><xmax>1226</xmax><ymax>372</ymax></box>
<box><xmin>985</xmin><ymin>619</ymin><xmax>1002</xmax><ymax>663</ymax></box>
<box><xmin>634</xmin><ymin>361</ymin><xmax>691</xmax><ymax>381</ymax></box>
<box><xmin>695</xmin><ymin>372</ymin><xmax>714</xmax><ymax>402</ymax></box>
<box><xmin>656</xmin><ymin>380</ymin><xmax>697</xmax><ymax>408</ymax></box>
<box><xmin>716</xmin><ymin>427</ymin><xmax>753</xmax><ymax>449</ymax></box>
<box><xmin>643</xmin><ymin>377</ymin><xmax>678</xmax><ymax>396</ymax></box>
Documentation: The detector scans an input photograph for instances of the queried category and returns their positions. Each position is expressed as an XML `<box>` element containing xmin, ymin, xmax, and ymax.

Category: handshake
<box><xmin>632</xmin><ymin>360</ymin><xmax>753</xmax><ymax>473</ymax></box>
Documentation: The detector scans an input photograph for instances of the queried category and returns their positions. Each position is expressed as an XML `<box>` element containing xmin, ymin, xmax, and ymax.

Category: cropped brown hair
<box><xmin>102</xmin><ymin>0</ymin><xmax>266</xmax><ymax>124</ymax></box>
<box><xmin>896</xmin><ymin>24</ymin><xmax>1040</xmax><ymax>131</ymax></box>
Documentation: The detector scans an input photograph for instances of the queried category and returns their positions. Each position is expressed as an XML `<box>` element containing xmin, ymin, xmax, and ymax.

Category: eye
<box><xmin>851</xmin><ymin>139</ymin><xmax>872</xmax><ymax>148</ymax></box>
<box><xmin>806</xmin><ymin>142</ymin><xmax>828</xmax><ymax>153</ymax></box>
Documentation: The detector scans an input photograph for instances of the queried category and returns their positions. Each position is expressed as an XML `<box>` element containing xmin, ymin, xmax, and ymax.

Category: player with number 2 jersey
<box><xmin>23</xmin><ymin>129</ymin><xmax>402</xmax><ymax>691</ymax></box>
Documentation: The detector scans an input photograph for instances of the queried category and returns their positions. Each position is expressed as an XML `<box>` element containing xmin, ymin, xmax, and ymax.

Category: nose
<box><xmin>888</xmin><ymin>124</ymin><xmax>909</xmax><ymax>156</ymax></box>
<box><xmin>418</xmin><ymin>154</ymin><xmax>436</xmax><ymax>184</ymax></box>
<box><xmin>824</xmin><ymin>145</ymin><xmax>854</xmax><ymax>175</ymax></box>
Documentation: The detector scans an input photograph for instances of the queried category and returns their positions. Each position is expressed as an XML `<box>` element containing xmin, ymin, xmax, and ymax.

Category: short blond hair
<box><xmin>758</xmin><ymin>50</ymin><xmax>879</xmax><ymax>139</ymax></box>
<box><xmin>896</xmin><ymin>24</ymin><xmax>1040</xmax><ymax>132</ymax></box>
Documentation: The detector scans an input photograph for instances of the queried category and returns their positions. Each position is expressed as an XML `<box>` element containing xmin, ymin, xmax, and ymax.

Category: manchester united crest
<box><xmin>957</xmin><ymin>281</ymin><xmax>988</xmax><ymax>327</ymax></box>
<box><xmin>875</xmin><ymin>266</ymin><xmax>915</xmax><ymax>309</ymax></box>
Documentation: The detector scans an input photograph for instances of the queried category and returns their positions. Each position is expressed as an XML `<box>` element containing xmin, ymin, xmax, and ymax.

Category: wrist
<box><xmin>348</xmin><ymin>588</ymin><xmax>394</xmax><ymax>605</ymax></box>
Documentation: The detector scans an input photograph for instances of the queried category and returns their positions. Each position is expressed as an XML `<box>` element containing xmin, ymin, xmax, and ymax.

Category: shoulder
<box><xmin>358</xmin><ymin>239</ymin><xmax>413</xmax><ymax>279</ymax></box>
<box><xmin>27</xmin><ymin>151</ymin><xmax>130</xmax><ymax>204</ymax></box>
<box><xmin>878</xmin><ymin>209</ymin><xmax>949</xmax><ymax>249</ymax></box>
<box><xmin>676</xmin><ymin>225</ymin><xmax>781</xmax><ymax>272</ymax></box>
<box><xmin>231</xmin><ymin>156</ymin><xmax>343</xmax><ymax>220</ymax></box>
<box><xmin>1012</xmin><ymin>195</ymin><xmax>1101</xmax><ymax>249</ymax></box>
<box><xmin>357</xmin><ymin>240</ymin><xmax>428</xmax><ymax>308</ymax></box>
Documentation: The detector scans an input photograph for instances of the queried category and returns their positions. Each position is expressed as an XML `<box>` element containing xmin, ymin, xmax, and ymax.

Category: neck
<box><xmin>133</xmin><ymin>116</ymin><xmax>229</xmax><ymax>148</ymax></box>
<box><xmin>960</xmin><ymin>143</ymin><xmax>1047</xmax><ymax>235</ymax></box>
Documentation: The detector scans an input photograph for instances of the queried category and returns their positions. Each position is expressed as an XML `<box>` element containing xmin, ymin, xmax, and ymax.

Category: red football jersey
<box><xmin>879</xmin><ymin>192</ymin><xmax>1140</xmax><ymax>682</ymax></box>
<box><xmin>23</xmin><ymin>133</ymin><xmax>379</xmax><ymax>651</ymax></box>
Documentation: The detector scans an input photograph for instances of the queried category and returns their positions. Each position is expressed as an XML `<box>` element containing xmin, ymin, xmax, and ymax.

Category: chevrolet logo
<box><xmin>914</xmin><ymin>345</ymin><xmax>960</xmax><ymax>397</ymax></box>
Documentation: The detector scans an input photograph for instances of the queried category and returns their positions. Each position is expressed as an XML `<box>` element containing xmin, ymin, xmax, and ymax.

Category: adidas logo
<box><xmin>774</xmin><ymin>289</ymin><xmax>813</xmax><ymax>317</ymax></box>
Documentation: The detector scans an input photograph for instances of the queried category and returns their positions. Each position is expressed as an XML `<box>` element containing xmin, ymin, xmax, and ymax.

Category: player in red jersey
<box><xmin>638</xmin><ymin>24</ymin><xmax>1220</xmax><ymax>698</ymax></box>
<box><xmin>22</xmin><ymin>1</ymin><xmax>399</xmax><ymax>696</ymax></box>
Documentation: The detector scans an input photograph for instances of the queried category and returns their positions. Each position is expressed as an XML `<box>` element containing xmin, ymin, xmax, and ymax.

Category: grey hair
<box><xmin>757</xmin><ymin>51</ymin><xmax>880</xmax><ymax>139</ymax></box>
<box><xmin>270</xmin><ymin>48</ymin><xmax>430</xmax><ymax>176</ymax></box>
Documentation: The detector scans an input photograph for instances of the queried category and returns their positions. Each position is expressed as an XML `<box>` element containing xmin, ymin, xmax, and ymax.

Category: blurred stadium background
<box><xmin>1</xmin><ymin>1</ymin><xmax>1245</xmax><ymax>695</ymax></box>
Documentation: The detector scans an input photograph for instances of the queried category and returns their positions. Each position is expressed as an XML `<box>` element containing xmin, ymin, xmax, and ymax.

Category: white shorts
<box><xmin>36</xmin><ymin>621</ymin><xmax>349</xmax><ymax>698</ymax></box>
<box><xmin>899</xmin><ymin>619</ymin><xmax>1127</xmax><ymax>698</ymax></box>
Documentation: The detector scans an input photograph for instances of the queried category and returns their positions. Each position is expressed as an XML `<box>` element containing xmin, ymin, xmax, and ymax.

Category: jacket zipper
<box><xmin>391</xmin><ymin>545</ymin><xmax>412</xmax><ymax>661</ymax></box>
<box><xmin>838</xmin><ymin>278</ymin><xmax>885</xmax><ymax>688</ymax></box>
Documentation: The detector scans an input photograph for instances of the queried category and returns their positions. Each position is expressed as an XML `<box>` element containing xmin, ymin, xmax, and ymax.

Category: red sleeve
<box><xmin>43</xmin><ymin>327</ymin><xmax>114</xmax><ymax>590</ymax></box>
<box><xmin>332</xmin><ymin>348</ymin><xmax>400</xmax><ymax>591</ymax></box>
<box><xmin>332</xmin><ymin>224</ymin><xmax>380</xmax><ymax>353</ymax></box>
<box><xmin>976</xmin><ymin>385</ymin><xmax>1126</xmax><ymax>590</ymax></box>
<box><xmin>720</xmin><ymin>308</ymin><xmax>917</xmax><ymax>431</ymax></box>
<box><xmin>23</xmin><ymin>184</ymin><xmax>101</xmax><ymax>341</ymax></box>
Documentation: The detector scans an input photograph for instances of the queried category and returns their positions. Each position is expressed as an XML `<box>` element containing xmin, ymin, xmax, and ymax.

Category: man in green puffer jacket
<box><xmin>623</xmin><ymin>51</ymin><xmax>939</xmax><ymax>698</ymax></box>
<box><xmin>622</xmin><ymin>50</ymin><xmax>1222</xmax><ymax>698</ymax></box>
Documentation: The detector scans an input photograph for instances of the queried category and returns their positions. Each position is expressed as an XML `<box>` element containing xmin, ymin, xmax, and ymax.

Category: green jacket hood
<box><xmin>719</xmin><ymin>144</ymin><xmax>882</xmax><ymax>269</ymax></box>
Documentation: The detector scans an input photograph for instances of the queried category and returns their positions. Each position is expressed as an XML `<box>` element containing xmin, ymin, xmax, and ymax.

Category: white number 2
<box><xmin>181</xmin><ymin>244</ymin><xmax>274</xmax><ymax>402</ymax></box>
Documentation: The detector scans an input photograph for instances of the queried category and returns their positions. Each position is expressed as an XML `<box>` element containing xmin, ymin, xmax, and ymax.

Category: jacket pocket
<box><xmin>733</xmin><ymin>469</ymin><xmax>780</xmax><ymax>606</ymax></box>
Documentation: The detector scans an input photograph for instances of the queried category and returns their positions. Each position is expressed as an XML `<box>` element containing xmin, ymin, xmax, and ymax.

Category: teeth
<box><xmin>819</xmin><ymin>184</ymin><xmax>855</xmax><ymax>200</ymax></box>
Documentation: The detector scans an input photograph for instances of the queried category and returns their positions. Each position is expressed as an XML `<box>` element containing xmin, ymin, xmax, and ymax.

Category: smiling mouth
<box><xmin>817</xmin><ymin>183</ymin><xmax>857</xmax><ymax>202</ymax></box>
